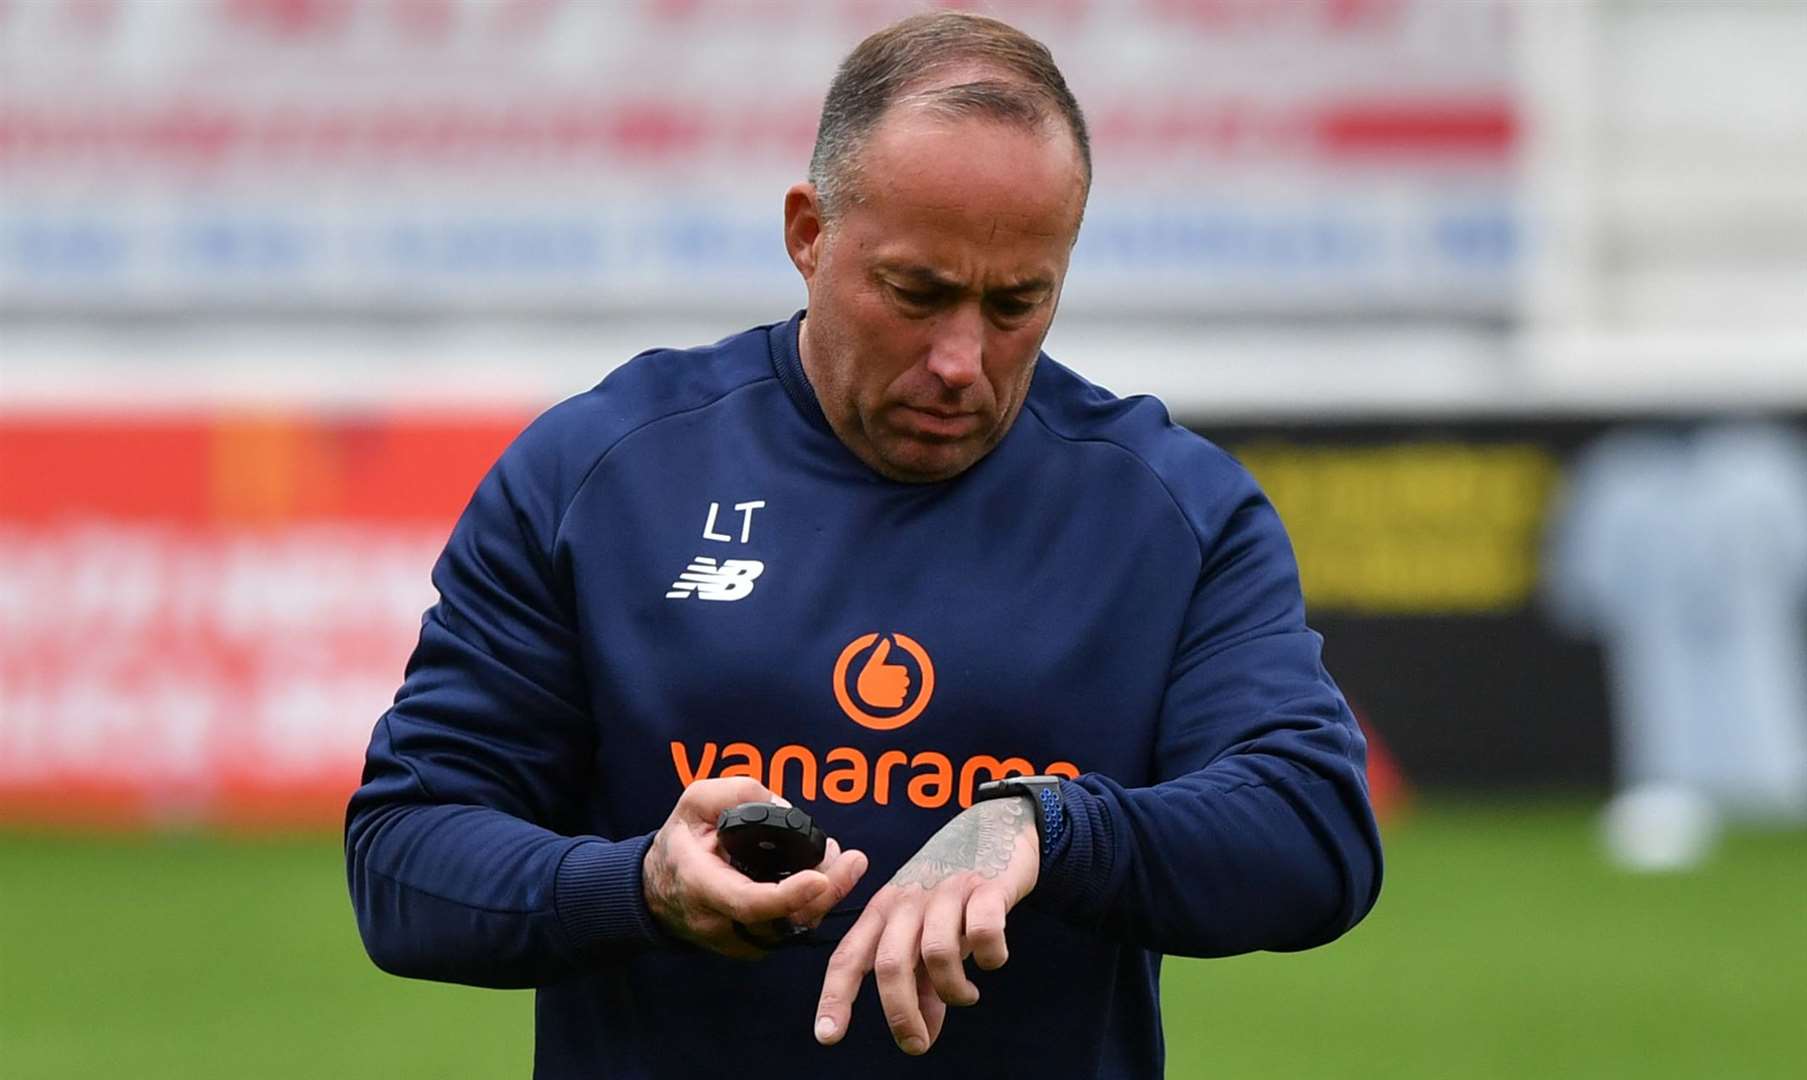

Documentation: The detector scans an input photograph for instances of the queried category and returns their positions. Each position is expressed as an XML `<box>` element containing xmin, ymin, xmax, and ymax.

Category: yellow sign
<box><xmin>1233</xmin><ymin>441</ymin><xmax>1560</xmax><ymax>615</ymax></box>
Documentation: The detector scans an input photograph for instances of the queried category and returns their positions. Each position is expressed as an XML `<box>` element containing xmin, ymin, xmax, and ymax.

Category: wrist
<box><xmin>971</xmin><ymin>775</ymin><xmax>1067</xmax><ymax>859</ymax></box>
<box><xmin>1019</xmin><ymin>778</ymin><xmax>1116</xmax><ymax>921</ymax></box>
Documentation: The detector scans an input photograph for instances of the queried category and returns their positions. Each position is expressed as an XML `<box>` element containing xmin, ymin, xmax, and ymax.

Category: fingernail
<box><xmin>814</xmin><ymin>1016</ymin><xmax>837</xmax><ymax>1043</ymax></box>
<box><xmin>900</xmin><ymin>1037</ymin><xmax>926</xmax><ymax>1055</ymax></box>
<box><xmin>772</xmin><ymin>796</ymin><xmax>792</xmax><ymax>808</ymax></box>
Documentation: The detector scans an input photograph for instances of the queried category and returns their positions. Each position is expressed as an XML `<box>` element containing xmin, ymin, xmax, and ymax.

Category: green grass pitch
<box><xmin>2</xmin><ymin>801</ymin><xmax>1803</xmax><ymax>1078</ymax></box>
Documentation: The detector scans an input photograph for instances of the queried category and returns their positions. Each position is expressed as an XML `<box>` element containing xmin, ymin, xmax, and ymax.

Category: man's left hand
<box><xmin>813</xmin><ymin>794</ymin><xmax>1040</xmax><ymax>1055</ymax></box>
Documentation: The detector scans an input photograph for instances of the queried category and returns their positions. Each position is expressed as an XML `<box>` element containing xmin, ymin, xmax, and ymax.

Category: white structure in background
<box><xmin>1547</xmin><ymin>426</ymin><xmax>1807</xmax><ymax>868</ymax></box>
<box><xmin>1520</xmin><ymin>0</ymin><xmax>1807</xmax><ymax>868</ymax></box>
<box><xmin>1517</xmin><ymin>0</ymin><xmax>1807</xmax><ymax>406</ymax></box>
<box><xmin>2</xmin><ymin>0</ymin><xmax>1802</xmax><ymax>417</ymax></box>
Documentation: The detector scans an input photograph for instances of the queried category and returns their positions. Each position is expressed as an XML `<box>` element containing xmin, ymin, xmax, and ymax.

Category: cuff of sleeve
<box><xmin>1029</xmin><ymin>780</ymin><xmax>1116</xmax><ymax>921</ymax></box>
<box><xmin>554</xmin><ymin>832</ymin><xmax>663</xmax><ymax>957</ymax></box>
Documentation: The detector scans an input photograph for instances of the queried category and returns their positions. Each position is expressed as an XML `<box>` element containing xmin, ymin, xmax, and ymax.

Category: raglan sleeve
<box><xmin>344</xmin><ymin>407</ymin><xmax>663</xmax><ymax>988</ymax></box>
<box><xmin>1027</xmin><ymin>467</ymin><xmax>1383</xmax><ymax>957</ymax></box>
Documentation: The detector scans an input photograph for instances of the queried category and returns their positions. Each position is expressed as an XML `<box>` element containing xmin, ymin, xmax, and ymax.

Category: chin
<box><xmin>875</xmin><ymin>442</ymin><xmax>984</xmax><ymax>484</ymax></box>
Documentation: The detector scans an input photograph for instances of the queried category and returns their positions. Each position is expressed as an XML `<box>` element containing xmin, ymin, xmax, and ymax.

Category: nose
<box><xmin>923</xmin><ymin>306</ymin><xmax>983</xmax><ymax>391</ymax></box>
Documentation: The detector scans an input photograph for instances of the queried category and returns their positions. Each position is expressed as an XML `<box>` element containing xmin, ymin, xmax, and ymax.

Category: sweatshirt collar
<box><xmin>767</xmin><ymin>309</ymin><xmax>832</xmax><ymax>434</ymax></box>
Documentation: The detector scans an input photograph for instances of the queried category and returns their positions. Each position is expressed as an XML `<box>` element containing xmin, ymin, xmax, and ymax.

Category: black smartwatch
<box><xmin>972</xmin><ymin>775</ymin><xmax>1067</xmax><ymax>857</ymax></box>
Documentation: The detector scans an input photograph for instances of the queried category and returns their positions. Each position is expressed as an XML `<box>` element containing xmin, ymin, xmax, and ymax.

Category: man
<box><xmin>346</xmin><ymin>12</ymin><xmax>1381</xmax><ymax>1078</ymax></box>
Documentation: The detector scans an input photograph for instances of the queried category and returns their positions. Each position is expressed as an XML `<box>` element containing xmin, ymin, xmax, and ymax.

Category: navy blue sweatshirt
<box><xmin>345</xmin><ymin>312</ymin><xmax>1382</xmax><ymax>1078</ymax></box>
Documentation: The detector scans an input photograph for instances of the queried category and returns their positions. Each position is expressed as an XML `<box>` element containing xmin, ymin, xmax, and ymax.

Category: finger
<box><xmin>727</xmin><ymin>918</ymin><xmax>788</xmax><ymax>954</ymax></box>
<box><xmin>713</xmin><ymin>920</ymin><xmax>774</xmax><ymax>961</ymax></box>
<box><xmin>916</xmin><ymin>961</ymin><xmax>948</xmax><ymax>1049</ymax></box>
<box><xmin>712</xmin><ymin>866</ymin><xmax>832</xmax><ymax>925</ymax></box>
<box><xmin>655</xmin><ymin>898</ymin><xmax>771</xmax><ymax>961</ymax></box>
<box><xmin>816</xmin><ymin>905</ymin><xmax>884</xmax><ymax>1046</ymax></box>
<box><xmin>873</xmin><ymin>899</ymin><xmax>930</xmax><ymax>1054</ymax></box>
<box><xmin>964</xmin><ymin>886</ymin><xmax>1010</xmax><ymax>971</ymax></box>
<box><xmin>677</xmin><ymin>830</ymin><xmax>832</xmax><ymax>923</ymax></box>
<box><xmin>919</xmin><ymin>884</ymin><xmax>979</xmax><ymax>1006</ymax></box>
<box><xmin>678</xmin><ymin>776</ymin><xmax>778</xmax><ymax>822</ymax></box>
<box><xmin>796</xmin><ymin>847</ymin><xmax>869</xmax><ymax>930</ymax></box>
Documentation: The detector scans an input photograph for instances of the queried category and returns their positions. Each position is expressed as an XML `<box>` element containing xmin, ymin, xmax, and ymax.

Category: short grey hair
<box><xmin>807</xmin><ymin>12</ymin><xmax>1092</xmax><ymax>220</ymax></box>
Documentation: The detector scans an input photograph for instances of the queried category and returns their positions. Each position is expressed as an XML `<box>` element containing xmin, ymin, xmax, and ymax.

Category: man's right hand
<box><xmin>643</xmin><ymin>777</ymin><xmax>868</xmax><ymax>959</ymax></box>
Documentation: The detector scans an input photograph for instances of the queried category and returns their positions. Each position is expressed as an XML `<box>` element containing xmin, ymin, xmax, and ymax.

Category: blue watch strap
<box><xmin>1032</xmin><ymin>783</ymin><xmax>1067</xmax><ymax>858</ymax></box>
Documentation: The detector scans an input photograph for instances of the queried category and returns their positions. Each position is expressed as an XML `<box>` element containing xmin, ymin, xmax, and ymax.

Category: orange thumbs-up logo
<box><xmin>834</xmin><ymin>632</ymin><xmax>935</xmax><ymax>731</ymax></box>
<box><xmin>856</xmin><ymin>636</ymin><xmax>911</xmax><ymax>709</ymax></box>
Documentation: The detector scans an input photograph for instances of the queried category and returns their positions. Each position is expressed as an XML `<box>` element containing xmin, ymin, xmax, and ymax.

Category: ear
<box><xmin>783</xmin><ymin>182</ymin><xmax>826</xmax><ymax>284</ymax></box>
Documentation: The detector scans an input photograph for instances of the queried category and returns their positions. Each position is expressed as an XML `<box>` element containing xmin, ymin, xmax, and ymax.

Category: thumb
<box><xmin>862</xmin><ymin>636</ymin><xmax>894</xmax><ymax>670</ymax></box>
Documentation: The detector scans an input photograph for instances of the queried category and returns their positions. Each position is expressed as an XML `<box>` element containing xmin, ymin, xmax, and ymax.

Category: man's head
<box><xmin>784</xmin><ymin>12</ymin><xmax>1091</xmax><ymax>483</ymax></box>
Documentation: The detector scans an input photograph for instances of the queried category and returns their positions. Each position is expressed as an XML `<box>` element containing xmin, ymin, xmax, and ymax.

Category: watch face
<box><xmin>977</xmin><ymin>776</ymin><xmax>1057</xmax><ymax>800</ymax></box>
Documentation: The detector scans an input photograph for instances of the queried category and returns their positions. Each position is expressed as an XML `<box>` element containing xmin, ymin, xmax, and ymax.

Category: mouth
<box><xmin>893</xmin><ymin>406</ymin><xmax>982</xmax><ymax>439</ymax></box>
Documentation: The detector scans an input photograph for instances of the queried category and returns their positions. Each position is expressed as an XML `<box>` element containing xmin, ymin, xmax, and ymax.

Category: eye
<box><xmin>990</xmin><ymin>296</ymin><xmax>1037</xmax><ymax>320</ymax></box>
<box><xmin>890</xmin><ymin>284</ymin><xmax>939</xmax><ymax>308</ymax></box>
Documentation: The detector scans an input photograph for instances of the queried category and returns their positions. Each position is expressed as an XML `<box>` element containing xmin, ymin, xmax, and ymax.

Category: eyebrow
<box><xmin>879</xmin><ymin>263</ymin><xmax>1054</xmax><ymax>295</ymax></box>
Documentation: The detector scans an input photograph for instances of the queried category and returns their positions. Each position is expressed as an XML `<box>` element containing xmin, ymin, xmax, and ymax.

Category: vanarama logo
<box><xmin>668</xmin><ymin>630</ymin><xmax>1079</xmax><ymax>809</ymax></box>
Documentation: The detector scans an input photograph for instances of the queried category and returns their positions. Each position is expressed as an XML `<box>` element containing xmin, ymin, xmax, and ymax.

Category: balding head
<box><xmin>808</xmin><ymin>12</ymin><xmax>1092</xmax><ymax>224</ymax></box>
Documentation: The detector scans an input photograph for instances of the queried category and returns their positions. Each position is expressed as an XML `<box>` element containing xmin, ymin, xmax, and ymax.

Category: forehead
<box><xmin>838</xmin><ymin>105</ymin><xmax>1085</xmax><ymax>274</ymax></box>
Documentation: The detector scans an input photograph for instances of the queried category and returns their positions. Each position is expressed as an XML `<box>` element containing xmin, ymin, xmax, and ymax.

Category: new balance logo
<box><xmin>665</xmin><ymin>557</ymin><xmax>765</xmax><ymax>601</ymax></box>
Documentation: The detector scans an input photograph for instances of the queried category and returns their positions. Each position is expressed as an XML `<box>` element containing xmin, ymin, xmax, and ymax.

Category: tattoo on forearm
<box><xmin>891</xmin><ymin>797</ymin><xmax>1032</xmax><ymax>890</ymax></box>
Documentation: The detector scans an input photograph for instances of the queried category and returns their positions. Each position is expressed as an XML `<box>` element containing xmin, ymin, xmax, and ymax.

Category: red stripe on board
<box><xmin>0</xmin><ymin>421</ymin><xmax>212</xmax><ymax>521</ymax></box>
<box><xmin>0</xmin><ymin>414</ymin><xmax>528</xmax><ymax>525</ymax></box>
<box><xmin>1313</xmin><ymin>101</ymin><xmax>1515</xmax><ymax>157</ymax></box>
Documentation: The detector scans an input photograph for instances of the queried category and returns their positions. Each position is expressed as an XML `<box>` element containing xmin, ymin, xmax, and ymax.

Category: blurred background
<box><xmin>2</xmin><ymin>1</ymin><xmax>1804</xmax><ymax>1077</ymax></box>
